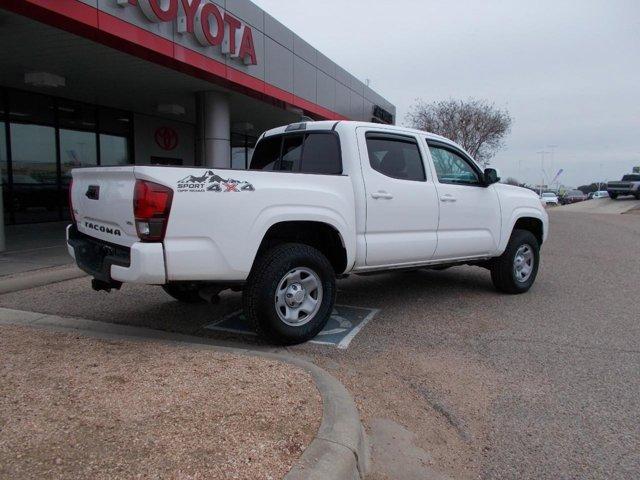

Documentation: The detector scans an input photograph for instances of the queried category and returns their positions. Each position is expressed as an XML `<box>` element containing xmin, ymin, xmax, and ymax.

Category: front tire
<box><xmin>490</xmin><ymin>229</ymin><xmax>540</xmax><ymax>294</ymax></box>
<box><xmin>609</xmin><ymin>192</ymin><xmax>618</xmax><ymax>200</ymax></box>
<box><xmin>243</xmin><ymin>243</ymin><xmax>336</xmax><ymax>345</ymax></box>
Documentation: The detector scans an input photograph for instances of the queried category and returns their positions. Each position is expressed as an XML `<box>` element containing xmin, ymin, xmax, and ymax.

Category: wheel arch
<box><xmin>513</xmin><ymin>217</ymin><xmax>544</xmax><ymax>245</ymax></box>
<box><xmin>499</xmin><ymin>208</ymin><xmax>547</xmax><ymax>254</ymax></box>
<box><xmin>252</xmin><ymin>220</ymin><xmax>351</xmax><ymax>275</ymax></box>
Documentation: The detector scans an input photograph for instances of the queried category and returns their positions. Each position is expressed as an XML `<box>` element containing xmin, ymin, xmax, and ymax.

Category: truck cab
<box><xmin>607</xmin><ymin>174</ymin><xmax>640</xmax><ymax>200</ymax></box>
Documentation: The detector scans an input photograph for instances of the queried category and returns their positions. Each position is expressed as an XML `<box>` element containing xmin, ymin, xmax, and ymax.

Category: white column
<box><xmin>196</xmin><ymin>91</ymin><xmax>230</xmax><ymax>168</ymax></box>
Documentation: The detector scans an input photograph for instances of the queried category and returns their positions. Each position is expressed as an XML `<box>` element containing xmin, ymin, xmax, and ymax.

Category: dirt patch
<box><xmin>0</xmin><ymin>325</ymin><xmax>321</xmax><ymax>480</ymax></box>
<box><xmin>313</xmin><ymin>347</ymin><xmax>501</xmax><ymax>480</ymax></box>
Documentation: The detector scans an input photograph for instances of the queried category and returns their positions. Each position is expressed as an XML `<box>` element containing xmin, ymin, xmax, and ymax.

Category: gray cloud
<box><xmin>252</xmin><ymin>0</ymin><xmax>639</xmax><ymax>186</ymax></box>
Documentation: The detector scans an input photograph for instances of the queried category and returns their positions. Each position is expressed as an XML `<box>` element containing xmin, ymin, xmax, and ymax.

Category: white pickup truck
<box><xmin>68</xmin><ymin>121</ymin><xmax>548</xmax><ymax>344</ymax></box>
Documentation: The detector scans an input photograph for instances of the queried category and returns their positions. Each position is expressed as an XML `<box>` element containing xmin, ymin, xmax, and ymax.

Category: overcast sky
<box><xmin>253</xmin><ymin>0</ymin><xmax>639</xmax><ymax>187</ymax></box>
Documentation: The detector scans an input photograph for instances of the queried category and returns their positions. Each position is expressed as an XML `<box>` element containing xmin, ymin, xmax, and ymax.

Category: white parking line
<box><xmin>203</xmin><ymin>304</ymin><xmax>379</xmax><ymax>348</ymax></box>
<box><xmin>335</xmin><ymin>307</ymin><xmax>380</xmax><ymax>349</ymax></box>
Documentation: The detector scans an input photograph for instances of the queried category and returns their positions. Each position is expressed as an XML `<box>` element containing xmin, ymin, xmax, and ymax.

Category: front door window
<box><xmin>428</xmin><ymin>146</ymin><xmax>481</xmax><ymax>186</ymax></box>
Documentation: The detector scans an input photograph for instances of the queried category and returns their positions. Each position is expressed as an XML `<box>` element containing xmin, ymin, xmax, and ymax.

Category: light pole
<box><xmin>598</xmin><ymin>162</ymin><xmax>603</xmax><ymax>191</ymax></box>
<box><xmin>537</xmin><ymin>150</ymin><xmax>550</xmax><ymax>196</ymax></box>
<box><xmin>547</xmin><ymin>145</ymin><xmax>558</xmax><ymax>190</ymax></box>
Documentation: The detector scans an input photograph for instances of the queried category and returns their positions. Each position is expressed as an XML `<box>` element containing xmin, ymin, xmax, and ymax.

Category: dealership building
<box><xmin>0</xmin><ymin>0</ymin><xmax>395</xmax><ymax>225</ymax></box>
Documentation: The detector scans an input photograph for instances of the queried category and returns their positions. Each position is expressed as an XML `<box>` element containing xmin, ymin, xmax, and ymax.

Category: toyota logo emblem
<box><xmin>154</xmin><ymin>126</ymin><xmax>179</xmax><ymax>151</ymax></box>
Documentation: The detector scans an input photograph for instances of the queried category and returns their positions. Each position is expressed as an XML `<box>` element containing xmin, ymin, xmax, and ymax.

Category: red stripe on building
<box><xmin>0</xmin><ymin>0</ymin><xmax>348</xmax><ymax>121</ymax></box>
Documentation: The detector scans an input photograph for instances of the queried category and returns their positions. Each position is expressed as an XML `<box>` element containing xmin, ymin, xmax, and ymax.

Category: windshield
<box><xmin>622</xmin><ymin>174</ymin><xmax>640</xmax><ymax>181</ymax></box>
<box><xmin>542</xmin><ymin>193</ymin><xmax>555</xmax><ymax>197</ymax></box>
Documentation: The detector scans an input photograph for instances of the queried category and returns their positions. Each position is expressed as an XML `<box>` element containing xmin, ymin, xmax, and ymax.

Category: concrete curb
<box><xmin>0</xmin><ymin>266</ymin><xmax>86</xmax><ymax>294</ymax></box>
<box><xmin>0</xmin><ymin>307</ymin><xmax>370</xmax><ymax>480</ymax></box>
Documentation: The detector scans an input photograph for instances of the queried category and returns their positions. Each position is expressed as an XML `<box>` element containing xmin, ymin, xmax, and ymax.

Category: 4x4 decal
<box><xmin>177</xmin><ymin>170</ymin><xmax>255</xmax><ymax>193</ymax></box>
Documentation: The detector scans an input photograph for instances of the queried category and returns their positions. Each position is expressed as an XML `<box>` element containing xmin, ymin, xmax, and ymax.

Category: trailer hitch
<box><xmin>91</xmin><ymin>278</ymin><xmax>122</xmax><ymax>293</ymax></box>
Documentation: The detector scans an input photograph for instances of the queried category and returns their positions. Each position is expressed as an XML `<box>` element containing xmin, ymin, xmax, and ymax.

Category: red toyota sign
<box><xmin>120</xmin><ymin>0</ymin><xmax>257</xmax><ymax>65</ymax></box>
<box><xmin>154</xmin><ymin>126</ymin><xmax>179</xmax><ymax>151</ymax></box>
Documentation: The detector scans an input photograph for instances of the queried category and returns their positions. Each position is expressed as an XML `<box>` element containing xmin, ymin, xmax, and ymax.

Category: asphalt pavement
<box><xmin>1</xmin><ymin>210</ymin><xmax>638</xmax><ymax>479</ymax></box>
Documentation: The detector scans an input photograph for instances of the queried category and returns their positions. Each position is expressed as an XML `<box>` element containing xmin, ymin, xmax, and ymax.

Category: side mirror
<box><xmin>483</xmin><ymin>168</ymin><xmax>501</xmax><ymax>186</ymax></box>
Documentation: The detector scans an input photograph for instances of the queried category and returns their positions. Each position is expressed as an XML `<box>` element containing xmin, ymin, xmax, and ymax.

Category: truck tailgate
<box><xmin>71</xmin><ymin>167</ymin><xmax>139</xmax><ymax>247</ymax></box>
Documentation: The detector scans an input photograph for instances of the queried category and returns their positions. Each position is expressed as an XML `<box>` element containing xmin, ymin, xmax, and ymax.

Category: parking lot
<box><xmin>1</xmin><ymin>209</ymin><xmax>639</xmax><ymax>479</ymax></box>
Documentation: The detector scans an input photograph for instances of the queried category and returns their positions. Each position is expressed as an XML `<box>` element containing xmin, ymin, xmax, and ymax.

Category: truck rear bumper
<box><xmin>66</xmin><ymin>225</ymin><xmax>166</xmax><ymax>284</ymax></box>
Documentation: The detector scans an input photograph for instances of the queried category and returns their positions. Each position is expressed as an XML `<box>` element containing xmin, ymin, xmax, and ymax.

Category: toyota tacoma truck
<box><xmin>607</xmin><ymin>174</ymin><xmax>640</xmax><ymax>200</ymax></box>
<box><xmin>67</xmin><ymin>121</ymin><xmax>548</xmax><ymax>344</ymax></box>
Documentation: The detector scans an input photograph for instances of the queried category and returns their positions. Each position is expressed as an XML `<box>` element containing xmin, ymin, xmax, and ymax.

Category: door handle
<box><xmin>440</xmin><ymin>194</ymin><xmax>457</xmax><ymax>202</ymax></box>
<box><xmin>371</xmin><ymin>191</ymin><xmax>394</xmax><ymax>200</ymax></box>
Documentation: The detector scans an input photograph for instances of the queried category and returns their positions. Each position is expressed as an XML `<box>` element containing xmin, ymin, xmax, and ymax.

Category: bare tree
<box><xmin>504</xmin><ymin>177</ymin><xmax>521</xmax><ymax>186</ymax></box>
<box><xmin>406</xmin><ymin>98</ymin><xmax>512</xmax><ymax>167</ymax></box>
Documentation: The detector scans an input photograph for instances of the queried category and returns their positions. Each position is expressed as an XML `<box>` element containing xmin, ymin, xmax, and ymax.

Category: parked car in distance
<box><xmin>67</xmin><ymin>120</ymin><xmax>549</xmax><ymax>345</ymax></box>
<box><xmin>560</xmin><ymin>190</ymin><xmax>587</xmax><ymax>205</ymax></box>
<box><xmin>607</xmin><ymin>174</ymin><xmax>640</xmax><ymax>200</ymax></box>
<box><xmin>540</xmin><ymin>192</ymin><xmax>559</xmax><ymax>206</ymax></box>
<box><xmin>592</xmin><ymin>190</ymin><xmax>609</xmax><ymax>199</ymax></box>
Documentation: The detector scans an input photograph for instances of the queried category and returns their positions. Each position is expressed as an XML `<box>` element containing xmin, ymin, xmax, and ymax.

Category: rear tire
<box><xmin>490</xmin><ymin>229</ymin><xmax>540</xmax><ymax>294</ymax></box>
<box><xmin>609</xmin><ymin>192</ymin><xmax>618</xmax><ymax>200</ymax></box>
<box><xmin>162</xmin><ymin>284</ymin><xmax>206</xmax><ymax>303</ymax></box>
<box><xmin>243</xmin><ymin>243</ymin><xmax>336</xmax><ymax>345</ymax></box>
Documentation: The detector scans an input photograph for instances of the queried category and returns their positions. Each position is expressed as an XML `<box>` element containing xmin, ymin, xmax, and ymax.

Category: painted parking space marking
<box><xmin>204</xmin><ymin>305</ymin><xmax>379</xmax><ymax>349</ymax></box>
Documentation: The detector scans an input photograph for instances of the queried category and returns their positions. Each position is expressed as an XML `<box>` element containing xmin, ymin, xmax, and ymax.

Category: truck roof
<box><xmin>261</xmin><ymin>120</ymin><xmax>462</xmax><ymax>151</ymax></box>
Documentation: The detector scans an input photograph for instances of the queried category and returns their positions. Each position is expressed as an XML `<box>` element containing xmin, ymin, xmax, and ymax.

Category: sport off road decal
<box><xmin>177</xmin><ymin>170</ymin><xmax>255</xmax><ymax>193</ymax></box>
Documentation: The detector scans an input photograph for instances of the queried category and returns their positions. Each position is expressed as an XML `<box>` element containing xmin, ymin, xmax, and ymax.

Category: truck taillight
<box><xmin>133</xmin><ymin>180</ymin><xmax>173</xmax><ymax>242</ymax></box>
<box><xmin>68</xmin><ymin>179</ymin><xmax>76</xmax><ymax>224</ymax></box>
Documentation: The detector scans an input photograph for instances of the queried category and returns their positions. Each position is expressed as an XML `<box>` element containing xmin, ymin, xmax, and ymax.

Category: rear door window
<box><xmin>365</xmin><ymin>134</ymin><xmax>426</xmax><ymax>181</ymax></box>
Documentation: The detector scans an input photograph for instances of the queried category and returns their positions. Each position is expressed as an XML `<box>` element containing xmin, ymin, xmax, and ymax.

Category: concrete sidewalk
<box><xmin>0</xmin><ymin>222</ymin><xmax>72</xmax><ymax>277</ymax></box>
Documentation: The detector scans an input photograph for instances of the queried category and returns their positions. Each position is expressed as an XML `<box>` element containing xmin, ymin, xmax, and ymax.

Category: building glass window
<box><xmin>99</xmin><ymin>134</ymin><xmax>130</xmax><ymax>166</ymax></box>
<box><xmin>0</xmin><ymin>122</ymin><xmax>6</xmax><ymax>181</ymax></box>
<box><xmin>10</xmin><ymin>123</ymin><xmax>58</xmax><ymax>223</ymax></box>
<box><xmin>60</xmin><ymin>129</ymin><xmax>97</xmax><ymax>183</ymax></box>
<box><xmin>58</xmin><ymin>100</ymin><xmax>96</xmax><ymax>131</ymax></box>
<box><xmin>231</xmin><ymin>133</ymin><xmax>247</xmax><ymax>170</ymax></box>
<box><xmin>99</xmin><ymin>108</ymin><xmax>131</xmax><ymax>136</ymax></box>
<box><xmin>9</xmin><ymin>90</ymin><xmax>55</xmax><ymax>125</ymax></box>
<box><xmin>1</xmin><ymin>87</ymin><xmax>136</xmax><ymax>224</ymax></box>
<box><xmin>231</xmin><ymin>133</ymin><xmax>257</xmax><ymax>170</ymax></box>
<box><xmin>1</xmin><ymin>91</ymin><xmax>6</xmax><ymax>183</ymax></box>
<box><xmin>1</xmin><ymin>120</ymin><xmax>7</xmax><ymax>223</ymax></box>
<box><xmin>98</xmin><ymin>107</ymin><xmax>132</xmax><ymax>167</ymax></box>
